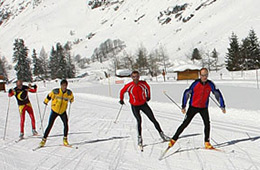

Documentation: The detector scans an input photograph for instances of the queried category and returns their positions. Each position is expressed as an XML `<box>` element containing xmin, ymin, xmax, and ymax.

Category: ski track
<box><xmin>1</xmin><ymin>87</ymin><xmax>260</xmax><ymax>170</ymax></box>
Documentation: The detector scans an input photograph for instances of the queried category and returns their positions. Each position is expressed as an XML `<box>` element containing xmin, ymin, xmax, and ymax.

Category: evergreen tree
<box><xmin>64</xmin><ymin>42</ymin><xmax>75</xmax><ymax>78</ymax></box>
<box><xmin>13</xmin><ymin>39</ymin><xmax>32</xmax><ymax>82</ymax></box>
<box><xmin>39</xmin><ymin>47</ymin><xmax>49</xmax><ymax>79</ymax></box>
<box><xmin>240</xmin><ymin>38</ymin><xmax>251</xmax><ymax>70</ymax></box>
<box><xmin>191</xmin><ymin>48</ymin><xmax>202</xmax><ymax>61</ymax></box>
<box><xmin>56</xmin><ymin>43</ymin><xmax>67</xmax><ymax>79</ymax></box>
<box><xmin>49</xmin><ymin>46</ymin><xmax>59</xmax><ymax>79</ymax></box>
<box><xmin>135</xmin><ymin>46</ymin><xmax>148</xmax><ymax>74</ymax></box>
<box><xmin>211</xmin><ymin>48</ymin><xmax>220</xmax><ymax>71</ymax></box>
<box><xmin>247</xmin><ymin>29</ymin><xmax>260</xmax><ymax>69</ymax></box>
<box><xmin>0</xmin><ymin>56</ymin><xmax>9</xmax><ymax>80</ymax></box>
<box><xmin>226</xmin><ymin>33</ymin><xmax>241</xmax><ymax>71</ymax></box>
<box><xmin>32</xmin><ymin>49</ymin><xmax>44</xmax><ymax>79</ymax></box>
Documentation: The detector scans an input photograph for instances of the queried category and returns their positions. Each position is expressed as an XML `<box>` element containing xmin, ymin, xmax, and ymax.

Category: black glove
<box><xmin>33</xmin><ymin>84</ymin><xmax>37</xmax><ymax>89</ymax></box>
<box><xmin>119</xmin><ymin>100</ymin><xmax>124</xmax><ymax>105</ymax></box>
<box><xmin>8</xmin><ymin>89</ymin><xmax>13</xmax><ymax>94</ymax></box>
<box><xmin>43</xmin><ymin>102</ymin><xmax>47</xmax><ymax>105</ymax></box>
<box><xmin>146</xmin><ymin>97</ymin><xmax>150</xmax><ymax>102</ymax></box>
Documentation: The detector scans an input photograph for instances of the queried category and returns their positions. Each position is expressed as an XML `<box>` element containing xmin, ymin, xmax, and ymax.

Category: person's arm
<box><xmin>181</xmin><ymin>81</ymin><xmax>197</xmax><ymax>113</ymax></box>
<box><xmin>28</xmin><ymin>84</ymin><xmax>37</xmax><ymax>93</ymax></box>
<box><xmin>119</xmin><ymin>84</ymin><xmax>129</xmax><ymax>104</ymax></box>
<box><xmin>8</xmin><ymin>89</ymin><xmax>14</xmax><ymax>97</ymax></box>
<box><xmin>68</xmin><ymin>90</ymin><xmax>74</xmax><ymax>103</ymax></box>
<box><xmin>209</xmin><ymin>81</ymin><xmax>226</xmax><ymax>113</ymax></box>
<box><xmin>143</xmin><ymin>81</ymin><xmax>151</xmax><ymax>101</ymax></box>
<box><xmin>44</xmin><ymin>91</ymin><xmax>54</xmax><ymax>105</ymax></box>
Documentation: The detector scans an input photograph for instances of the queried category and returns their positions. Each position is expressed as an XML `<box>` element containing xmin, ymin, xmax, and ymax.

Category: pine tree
<box><xmin>247</xmin><ymin>29</ymin><xmax>260</xmax><ymax>69</ymax></box>
<box><xmin>240</xmin><ymin>38</ymin><xmax>251</xmax><ymax>70</ymax></box>
<box><xmin>226</xmin><ymin>33</ymin><xmax>241</xmax><ymax>71</ymax></box>
<box><xmin>56</xmin><ymin>43</ymin><xmax>67</xmax><ymax>79</ymax></box>
<box><xmin>191</xmin><ymin>48</ymin><xmax>202</xmax><ymax>61</ymax></box>
<box><xmin>39</xmin><ymin>47</ymin><xmax>49</xmax><ymax>79</ymax></box>
<box><xmin>13</xmin><ymin>39</ymin><xmax>32</xmax><ymax>82</ymax></box>
<box><xmin>211</xmin><ymin>48</ymin><xmax>219</xmax><ymax>71</ymax></box>
<box><xmin>49</xmin><ymin>46</ymin><xmax>59</xmax><ymax>79</ymax></box>
<box><xmin>135</xmin><ymin>46</ymin><xmax>148</xmax><ymax>74</ymax></box>
<box><xmin>0</xmin><ymin>56</ymin><xmax>9</xmax><ymax>80</ymax></box>
<box><xmin>64</xmin><ymin>42</ymin><xmax>75</xmax><ymax>78</ymax></box>
<box><xmin>32</xmin><ymin>49</ymin><xmax>44</xmax><ymax>79</ymax></box>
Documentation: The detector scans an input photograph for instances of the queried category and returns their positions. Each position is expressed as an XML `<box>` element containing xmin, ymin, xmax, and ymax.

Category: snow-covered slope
<box><xmin>0</xmin><ymin>0</ymin><xmax>260</xmax><ymax>63</ymax></box>
<box><xmin>0</xmin><ymin>79</ymin><xmax>260</xmax><ymax>169</ymax></box>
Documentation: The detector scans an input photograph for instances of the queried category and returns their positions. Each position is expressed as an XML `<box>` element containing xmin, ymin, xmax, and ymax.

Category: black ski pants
<box><xmin>43</xmin><ymin>110</ymin><xmax>68</xmax><ymax>139</ymax></box>
<box><xmin>131</xmin><ymin>103</ymin><xmax>162</xmax><ymax>136</ymax></box>
<box><xmin>172</xmin><ymin>106</ymin><xmax>210</xmax><ymax>142</ymax></box>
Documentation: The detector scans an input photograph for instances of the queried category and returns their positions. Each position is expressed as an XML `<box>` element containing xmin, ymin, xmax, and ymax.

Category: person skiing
<box><xmin>39</xmin><ymin>79</ymin><xmax>74</xmax><ymax>147</ymax></box>
<box><xmin>168</xmin><ymin>68</ymin><xmax>226</xmax><ymax>149</ymax></box>
<box><xmin>8</xmin><ymin>80</ymin><xmax>38</xmax><ymax>139</ymax></box>
<box><xmin>119</xmin><ymin>71</ymin><xmax>170</xmax><ymax>147</ymax></box>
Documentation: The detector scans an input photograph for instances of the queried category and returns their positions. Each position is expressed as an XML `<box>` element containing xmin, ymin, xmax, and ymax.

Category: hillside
<box><xmin>0</xmin><ymin>0</ymin><xmax>259</xmax><ymax>64</ymax></box>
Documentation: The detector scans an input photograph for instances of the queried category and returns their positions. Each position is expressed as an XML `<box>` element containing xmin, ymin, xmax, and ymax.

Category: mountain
<box><xmin>0</xmin><ymin>0</ymin><xmax>259</xmax><ymax>64</ymax></box>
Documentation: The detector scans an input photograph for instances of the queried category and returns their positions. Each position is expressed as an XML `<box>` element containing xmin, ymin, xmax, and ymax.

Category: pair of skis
<box><xmin>32</xmin><ymin>144</ymin><xmax>77</xmax><ymax>151</ymax></box>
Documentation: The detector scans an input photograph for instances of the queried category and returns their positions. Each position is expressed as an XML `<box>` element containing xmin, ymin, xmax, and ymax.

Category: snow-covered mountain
<box><xmin>0</xmin><ymin>0</ymin><xmax>259</xmax><ymax>63</ymax></box>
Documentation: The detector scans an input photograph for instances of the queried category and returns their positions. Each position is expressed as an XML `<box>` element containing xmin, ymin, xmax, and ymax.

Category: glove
<box><xmin>146</xmin><ymin>97</ymin><xmax>150</xmax><ymax>102</ymax></box>
<box><xmin>8</xmin><ymin>89</ymin><xmax>13</xmax><ymax>94</ymax></box>
<box><xmin>43</xmin><ymin>102</ymin><xmax>48</xmax><ymax>105</ymax></box>
<box><xmin>119</xmin><ymin>100</ymin><xmax>124</xmax><ymax>105</ymax></box>
<box><xmin>33</xmin><ymin>84</ymin><xmax>37</xmax><ymax>89</ymax></box>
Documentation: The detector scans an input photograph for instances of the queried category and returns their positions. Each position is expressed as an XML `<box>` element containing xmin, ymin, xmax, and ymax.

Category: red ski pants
<box><xmin>19</xmin><ymin>103</ymin><xmax>36</xmax><ymax>133</ymax></box>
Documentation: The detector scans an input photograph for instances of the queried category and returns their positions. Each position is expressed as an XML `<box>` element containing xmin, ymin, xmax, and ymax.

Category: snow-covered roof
<box><xmin>172</xmin><ymin>64</ymin><xmax>201</xmax><ymax>72</ymax></box>
<box><xmin>116</xmin><ymin>69</ymin><xmax>132</xmax><ymax>77</ymax></box>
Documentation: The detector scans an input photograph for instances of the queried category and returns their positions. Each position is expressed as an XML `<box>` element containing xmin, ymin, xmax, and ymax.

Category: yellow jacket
<box><xmin>44</xmin><ymin>88</ymin><xmax>74</xmax><ymax>114</ymax></box>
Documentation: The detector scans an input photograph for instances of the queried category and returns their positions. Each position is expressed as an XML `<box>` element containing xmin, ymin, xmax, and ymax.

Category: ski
<box><xmin>15</xmin><ymin>135</ymin><xmax>41</xmax><ymax>143</ymax></box>
<box><xmin>15</xmin><ymin>138</ymin><xmax>25</xmax><ymax>143</ymax></box>
<box><xmin>32</xmin><ymin>144</ymin><xmax>78</xmax><ymax>151</ymax></box>
<box><xmin>203</xmin><ymin>147</ymin><xmax>224</xmax><ymax>152</ymax></box>
<box><xmin>159</xmin><ymin>146</ymin><xmax>171</xmax><ymax>160</ymax></box>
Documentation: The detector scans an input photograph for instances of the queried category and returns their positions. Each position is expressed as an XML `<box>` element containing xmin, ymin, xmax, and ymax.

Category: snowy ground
<box><xmin>0</xmin><ymin>78</ymin><xmax>260</xmax><ymax>170</ymax></box>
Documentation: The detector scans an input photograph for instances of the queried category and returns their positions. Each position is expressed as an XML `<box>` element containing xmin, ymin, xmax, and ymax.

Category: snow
<box><xmin>172</xmin><ymin>64</ymin><xmax>201</xmax><ymax>72</ymax></box>
<box><xmin>1</xmin><ymin>0</ymin><xmax>260</xmax><ymax>65</ymax></box>
<box><xmin>0</xmin><ymin>76</ymin><xmax>260</xmax><ymax>170</ymax></box>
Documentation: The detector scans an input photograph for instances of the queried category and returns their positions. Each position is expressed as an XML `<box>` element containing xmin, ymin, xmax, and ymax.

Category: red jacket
<box><xmin>120</xmin><ymin>81</ymin><xmax>150</xmax><ymax>106</ymax></box>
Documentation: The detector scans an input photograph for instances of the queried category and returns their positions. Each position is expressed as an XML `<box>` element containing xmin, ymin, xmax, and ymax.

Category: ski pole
<box><xmin>36</xmin><ymin>92</ymin><xmax>44</xmax><ymax>133</ymax></box>
<box><xmin>114</xmin><ymin>104</ymin><xmax>123</xmax><ymax>123</ymax></box>
<box><xmin>3</xmin><ymin>98</ymin><xmax>11</xmax><ymax>140</ymax></box>
<box><xmin>209</xmin><ymin>96</ymin><xmax>220</xmax><ymax>108</ymax></box>
<box><xmin>41</xmin><ymin>104</ymin><xmax>47</xmax><ymax>130</ymax></box>
<box><xmin>68</xmin><ymin>102</ymin><xmax>72</xmax><ymax>119</ymax></box>
<box><xmin>163</xmin><ymin>91</ymin><xmax>182</xmax><ymax>110</ymax></box>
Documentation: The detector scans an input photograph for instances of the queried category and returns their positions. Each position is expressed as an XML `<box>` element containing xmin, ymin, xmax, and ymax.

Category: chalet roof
<box><xmin>173</xmin><ymin>64</ymin><xmax>201</xmax><ymax>72</ymax></box>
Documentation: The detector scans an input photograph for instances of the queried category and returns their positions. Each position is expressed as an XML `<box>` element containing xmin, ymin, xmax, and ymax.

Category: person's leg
<box><xmin>172</xmin><ymin>107</ymin><xmax>198</xmax><ymax>141</ymax></box>
<box><xmin>60</xmin><ymin>112</ymin><xmax>68</xmax><ymax>137</ymax></box>
<box><xmin>19</xmin><ymin>105</ymin><xmax>26</xmax><ymax>135</ymax></box>
<box><xmin>199</xmin><ymin>108</ymin><xmax>210</xmax><ymax>142</ymax></box>
<box><xmin>131</xmin><ymin>105</ymin><xmax>142</xmax><ymax>136</ymax></box>
<box><xmin>43</xmin><ymin>111</ymin><xmax>58</xmax><ymax>139</ymax></box>
<box><xmin>26</xmin><ymin>104</ymin><xmax>36</xmax><ymax>130</ymax></box>
<box><xmin>140</xmin><ymin>103</ymin><xmax>162</xmax><ymax>133</ymax></box>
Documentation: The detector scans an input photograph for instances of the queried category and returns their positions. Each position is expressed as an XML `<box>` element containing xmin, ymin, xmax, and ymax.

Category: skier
<box><xmin>168</xmin><ymin>68</ymin><xmax>226</xmax><ymax>149</ymax></box>
<box><xmin>8</xmin><ymin>80</ymin><xmax>38</xmax><ymax>139</ymax></box>
<box><xmin>39</xmin><ymin>79</ymin><xmax>74</xmax><ymax>147</ymax></box>
<box><xmin>119</xmin><ymin>71</ymin><xmax>170</xmax><ymax>147</ymax></box>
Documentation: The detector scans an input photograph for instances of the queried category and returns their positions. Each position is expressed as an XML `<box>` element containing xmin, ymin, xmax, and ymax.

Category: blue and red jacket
<box><xmin>182</xmin><ymin>79</ymin><xmax>225</xmax><ymax>109</ymax></box>
<box><xmin>120</xmin><ymin>81</ymin><xmax>150</xmax><ymax>106</ymax></box>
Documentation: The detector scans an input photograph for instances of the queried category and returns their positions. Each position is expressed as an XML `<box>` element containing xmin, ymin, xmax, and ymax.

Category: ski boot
<box><xmin>168</xmin><ymin>139</ymin><xmax>176</xmax><ymax>148</ymax></box>
<box><xmin>159</xmin><ymin>132</ymin><xmax>171</xmax><ymax>141</ymax></box>
<box><xmin>205</xmin><ymin>142</ymin><xmax>215</xmax><ymax>149</ymax></box>
<box><xmin>137</xmin><ymin>135</ymin><xmax>143</xmax><ymax>146</ymax></box>
<box><xmin>32</xmin><ymin>129</ymin><xmax>38</xmax><ymax>136</ymax></box>
<box><xmin>39</xmin><ymin>138</ymin><xmax>46</xmax><ymax>147</ymax></box>
<box><xmin>19</xmin><ymin>133</ymin><xmax>24</xmax><ymax>139</ymax></box>
<box><xmin>63</xmin><ymin>137</ymin><xmax>70</xmax><ymax>146</ymax></box>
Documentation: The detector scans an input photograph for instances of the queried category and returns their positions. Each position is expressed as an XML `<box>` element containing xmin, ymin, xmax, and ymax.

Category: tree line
<box><xmin>12</xmin><ymin>39</ymin><xmax>76</xmax><ymax>82</ymax></box>
<box><xmin>226</xmin><ymin>29</ymin><xmax>260</xmax><ymax>71</ymax></box>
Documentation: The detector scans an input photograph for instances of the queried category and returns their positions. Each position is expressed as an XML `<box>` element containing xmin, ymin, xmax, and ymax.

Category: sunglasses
<box><xmin>200</xmin><ymin>74</ymin><xmax>208</xmax><ymax>77</ymax></box>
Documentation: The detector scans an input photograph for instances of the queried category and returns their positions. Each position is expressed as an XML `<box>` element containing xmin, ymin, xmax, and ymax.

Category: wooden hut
<box><xmin>173</xmin><ymin>64</ymin><xmax>200</xmax><ymax>80</ymax></box>
<box><xmin>0</xmin><ymin>75</ymin><xmax>6</xmax><ymax>92</ymax></box>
